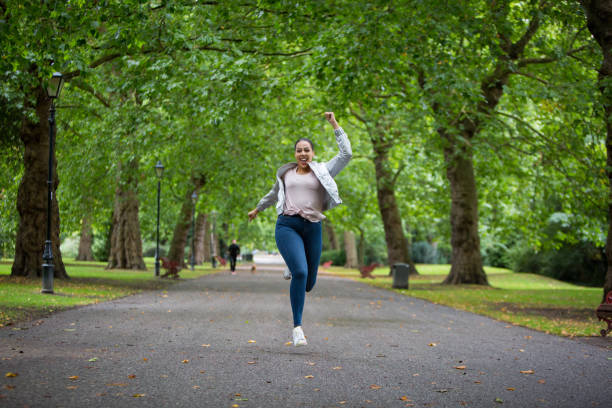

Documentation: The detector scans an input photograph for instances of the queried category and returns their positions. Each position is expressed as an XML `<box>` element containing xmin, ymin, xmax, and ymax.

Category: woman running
<box><xmin>248</xmin><ymin>112</ymin><xmax>352</xmax><ymax>346</ymax></box>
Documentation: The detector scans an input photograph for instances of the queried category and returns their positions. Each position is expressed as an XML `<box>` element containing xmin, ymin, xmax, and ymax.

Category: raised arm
<box><xmin>324</xmin><ymin>112</ymin><xmax>352</xmax><ymax>178</ymax></box>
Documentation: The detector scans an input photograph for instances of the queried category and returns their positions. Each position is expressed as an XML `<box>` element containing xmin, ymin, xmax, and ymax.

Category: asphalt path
<box><xmin>1</xmin><ymin>264</ymin><xmax>610</xmax><ymax>408</ymax></box>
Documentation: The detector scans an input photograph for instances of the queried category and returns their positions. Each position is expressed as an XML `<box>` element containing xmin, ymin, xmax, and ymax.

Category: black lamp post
<box><xmin>190</xmin><ymin>192</ymin><xmax>197</xmax><ymax>271</ymax></box>
<box><xmin>154</xmin><ymin>161</ymin><xmax>164</xmax><ymax>277</ymax></box>
<box><xmin>42</xmin><ymin>72</ymin><xmax>64</xmax><ymax>294</ymax></box>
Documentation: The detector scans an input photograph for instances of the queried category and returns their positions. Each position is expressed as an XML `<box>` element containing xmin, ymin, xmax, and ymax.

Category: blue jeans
<box><xmin>275</xmin><ymin>215</ymin><xmax>322</xmax><ymax>327</ymax></box>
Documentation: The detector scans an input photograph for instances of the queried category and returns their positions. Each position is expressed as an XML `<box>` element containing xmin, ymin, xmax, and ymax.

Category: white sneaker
<box><xmin>283</xmin><ymin>267</ymin><xmax>292</xmax><ymax>280</ymax></box>
<box><xmin>292</xmin><ymin>326</ymin><xmax>307</xmax><ymax>346</ymax></box>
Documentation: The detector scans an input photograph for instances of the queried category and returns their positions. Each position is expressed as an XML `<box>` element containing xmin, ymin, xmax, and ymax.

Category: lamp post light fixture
<box><xmin>190</xmin><ymin>192</ymin><xmax>197</xmax><ymax>271</ymax></box>
<box><xmin>154</xmin><ymin>161</ymin><xmax>164</xmax><ymax>277</ymax></box>
<box><xmin>41</xmin><ymin>72</ymin><xmax>65</xmax><ymax>294</ymax></box>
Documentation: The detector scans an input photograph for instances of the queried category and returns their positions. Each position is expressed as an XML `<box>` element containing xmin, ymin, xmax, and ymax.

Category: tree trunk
<box><xmin>167</xmin><ymin>176</ymin><xmax>206</xmax><ymax>267</ymax></box>
<box><xmin>168</xmin><ymin>195</ymin><xmax>195</xmax><ymax>268</ymax></box>
<box><xmin>193</xmin><ymin>213</ymin><xmax>210</xmax><ymax>264</ymax></box>
<box><xmin>372</xmin><ymin>137</ymin><xmax>417</xmax><ymax>274</ymax></box>
<box><xmin>357</xmin><ymin>227</ymin><xmax>366</xmax><ymax>267</ymax></box>
<box><xmin>325</xmin><ymin>222</ymin><xmax>339</xmax><ymax>250</ymax></box>
<box><xmin>581</xmin><ymin>0</ymin><xmax>612</xmax><ymax>300</ymax></box>
<box><xmin>76</xmin><ymin>216</ymin><xmax>94</xmax><ymax>261</ymax></box>
<box><xmin>344</xmin><ymin>230</ymin><xmax>359</xmax><ymax>268</ymax></box>
<box><xmin>442</xmin><ymin>140</ymin><xmax>488</xmax><ymax>285</ymax></box>
<box><xmin>11</xmin><ymin>84</ymin><xmax>67</xmax><ymax>278</ymax></box>
<box><xmin>107</xmin><ymin>159</ymin><xmax>146</xmax><ymax>270</ymax></box>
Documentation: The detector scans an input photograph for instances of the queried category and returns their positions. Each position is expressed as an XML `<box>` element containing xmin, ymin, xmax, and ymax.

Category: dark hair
<box><xmin>294</xmin><ymin>138</ymin><xmax>314</xmax><ymax>151</ymax></box>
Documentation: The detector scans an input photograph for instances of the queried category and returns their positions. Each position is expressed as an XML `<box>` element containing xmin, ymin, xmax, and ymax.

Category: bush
<box><xmin>410</xmin><ymin>241</ymin><xmax>449</xmax><ymax>264</ymax></box>
<box><xmin>320</xmin><ymin>249</ymin><xmax>346</xmax><ymax>266</ymax></box>
<box><xmin>482</xmin><ymin>242</ymin><xmax>510</xmax><ymax>268</ymax></box>
<box><xmin>411</xmin><ymin>241</ymin><xmax>437</xmax><ymax>264</ymax></box>
<box><xmin>504</xmin><ymin>241</ymin><xmax>605</xmax><ymax>286</ymax></box>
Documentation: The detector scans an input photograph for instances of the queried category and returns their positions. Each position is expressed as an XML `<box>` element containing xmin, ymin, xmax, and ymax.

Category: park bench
<box><xmin>596</xmin><ymin>291</ymin><xmax>612</xmax><ymax>337</ymax></box>
<box><xmin>359</xmin><ymin>262</ymin><xmax>380</xmax><ymax>279</ymax></box>
<box><xmin>160</xmin><ymin>257</ymin><xmax>181</xmax><ymax>279</ymax></box>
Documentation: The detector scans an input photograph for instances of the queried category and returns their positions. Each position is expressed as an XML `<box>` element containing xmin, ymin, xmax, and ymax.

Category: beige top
<box><xmin>282</xmin><ymin>167</ymin><xmax>326</xmax><ymax>222</ymax></box>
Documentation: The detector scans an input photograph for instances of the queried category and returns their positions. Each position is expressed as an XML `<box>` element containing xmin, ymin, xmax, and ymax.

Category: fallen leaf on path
<box><xmin>304</xmin><ymin>375</ymin><xmax>314</xmax><ymax>379</ymax></box>
<box><xmin>231</xmin><ymin>405</ymin><xmax>239</xmax><ymax>408</ymax></box>
<box><xmin>247</xmin><ymin>361</ymin><xmax>256</xmax><ymax>365</ymax></box>
<box><xmin>285</xmin><ymin>341</ymin><xmax>293</xmax><ymax>346</ymax></box>
<box><xmin>338</xmin><ymin>401</ymin><xmax>346</xmax><ymax>404</ymax></box>
<box><xmin>538</xmin><ymin>379</ymin><xmax>546</xmax><ymax>384</ymax></box>
<box><xmin>495</xmin><ymin>397</ymin><xmax>503</xmax><ymax>403</ymax></box>
<box><xmin>474</xmin><ymin>381</ymin><xmax>481</xmax><ymax>384</ymax></box>
<box><xmin>454</xmin><ymin>366</ymin><xmax>466</xmax><ymax>370</ymax></box>
<box><xmin>323</xmin><ymin>337</ymin><xmax>329</xmax><ymax>340</ymax></box>
<box><xmin>4</xmin><ymin>385</ymin><xmax>15</xmax><ymax>390</ymax></box>
<box><xmin>68</xmin><ymin>376</ymin><xmax>79</xmax><ymax>380</ymax></box>
<box><xmin>88</xmin><ymin>357</ymin><xmax>98</xmax><ymax>362</ymax></box>
<box><xmin>370</xmin><ymin>384</ymin><xmax>382</xmax><ymax>390</ymax></box>
<box><xmin>506</xmin><ymin>387</ymin><xmax>515</xmax><ymax>391</ymax></box>
<box><xmin>520</xmin><ymin>370</ymin><xmax>534</xmax><ymax>374</ymax></box>
<box><xmin>182</xmin><ymin>360</ymin><xmax>189</xmax><ymax>363</ymax></box>
<box><xmin>143</xmin><ymin>358</ymin><xmax>148</xmax><ymax>361</ymax></box>
<box><xmin>376</xmin><ymin>354</ymin><xmax>386</xmax><ymax>358</ymax></box>
<box><xmin>332</xmin><ymin>366</ymin><xmax>342</xmax><ymax>370</ymax></box>
<box><xmin>201</xmin><ymin>344</ymin><xmax>211</xmax><ymax>348</ymax></box>
<box><xmin>400</xmin><ymin>396</ymin><xmax>411</xmax><ymax>401</ymax></box>
<box><xmin>307</xmin><ymin>362</ymin><xmax>315</xmax><ymax>366</ymax></box>
<box><xmin>5</xmin><ymin>373</ymin><xmax>18</xmax><ymax>378</ymax></box>
<box><xmin>524</xmin><ymin>336</ymin><xmax>532</xmax><ymax>340</ymax></box>
<box><xmin>428</xmin><ymin>343</ymin><xmax>437</xmax><ymax>347</ymax></box>
<box><xmin>128</xmin><ymin>375</ymin><xmax>136</xmax><ymax>379</ymax></box>
<box><xmin>193</xmin><ymin>386</ymin><xmax>200</xmax><ymax>389</ymax></box>
<box><xmin>133</xmin><ymin>393</ymin><xmax>145</xmax><ymax>398</ymax></box>
<box><xmin>247</xmin><ymin>340</ymin><xmax>256</xmax><ymax>344</ymax></box>
<box><xmin>66</xmin><ymin>386</ymin><xmax>77</xmax><ymax>390</ymax></box>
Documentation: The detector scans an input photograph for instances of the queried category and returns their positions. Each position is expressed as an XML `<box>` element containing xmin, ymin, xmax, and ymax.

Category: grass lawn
<box><xmin>0</xmin><ymin>258</ymin><xmax>220</xmax><ymax>327</ymax></box>
<box><xmin>325</xmin><ymin>264</ymin><xmax>605</xmax><ymax>337</ymax></box>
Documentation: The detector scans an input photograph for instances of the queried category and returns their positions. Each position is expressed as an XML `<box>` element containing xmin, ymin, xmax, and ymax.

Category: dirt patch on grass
<box><xmin>493</xmin><ymin>302</ymin><xmax>596</xmax><ymax>320</ymax></box>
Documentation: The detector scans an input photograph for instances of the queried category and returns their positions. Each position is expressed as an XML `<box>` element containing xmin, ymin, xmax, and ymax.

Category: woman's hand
<box><xmin>248</xmin><ymin>208</ymin><xmax>259</xmax><ymax>221</ymax></box>
<box><xmin>324</xmin><ymin>112</ymin><xmax>339</xmax><ymax>130</ymax></box>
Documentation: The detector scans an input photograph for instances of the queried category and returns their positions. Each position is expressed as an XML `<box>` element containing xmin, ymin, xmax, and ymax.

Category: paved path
<box><xmin>1</xmin><ymin>265</ymin><xmax>610</xmax><ymax>408</ymax></box>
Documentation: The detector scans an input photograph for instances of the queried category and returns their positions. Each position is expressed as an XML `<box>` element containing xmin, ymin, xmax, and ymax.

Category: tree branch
<box><xmin>517</xmin><ymin>45</ymin><xmax>591</xmax><ymax>67</ymax></box>
<box><xmin>194</xmin><ymin>44</ymin><xmax>312</xmax><ymax>57</ymax></box>
<box><xmin>70</xmin><ymin>78</ymin><xmax>111</xmax><ymax>108</ymax></box>
<box><xmin>514</xmin><ymin>70</ymin><xmax>549</xmax><ymax>85</ymax></box>
<box><xmin>391</xmin><ymin>162</ymin><xmax>406</xmax><ymax>187</ymax></box>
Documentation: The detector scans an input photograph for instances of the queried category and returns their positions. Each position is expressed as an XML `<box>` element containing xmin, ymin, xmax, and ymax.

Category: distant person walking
<box><xmin>228</xmin><ymin>240</ymin><xmax>240</xmax><ymax>275</ymax></box>
<box><xmin>248</xmin><ymin>112</ymin><xmax>352</xmax><ymax>346</ymax></box>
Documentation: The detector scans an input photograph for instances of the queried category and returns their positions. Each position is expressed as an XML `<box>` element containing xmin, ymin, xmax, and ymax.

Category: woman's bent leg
<box><xmin>275</xmin><ymin>218</ymin><xmax>308</xmax><ymax>327</ymax></box>
<box><xmin>304</xmin><ymin>221</ymin><xmax>322</xmax><ymax>292</ymax></box>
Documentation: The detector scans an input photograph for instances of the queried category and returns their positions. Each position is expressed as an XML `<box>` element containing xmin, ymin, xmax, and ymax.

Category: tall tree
<box><xmin>580</xmin><ymin>0</ymin><xmax>612</xmax><ymax>299</ymax></box>
<box><xmin>167</xmin><ymin>175</ymin><xmax>206</xmax><ymax>267</ymax></box>
<box><xmin>107</xmin><ymin>158</ymin><xmax>146</xmax><ymax>270</ymax></box>
<box><xmin>76</xmin><ymin>217</ymin><xmax>94</xmax><ymax>261</ymax></box>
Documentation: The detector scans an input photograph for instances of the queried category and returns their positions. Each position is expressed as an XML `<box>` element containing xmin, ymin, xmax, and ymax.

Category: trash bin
<box><xmin>392</xmin><ymin>263</ymin><xmax>410</xmax><ymax>289</ymax></box>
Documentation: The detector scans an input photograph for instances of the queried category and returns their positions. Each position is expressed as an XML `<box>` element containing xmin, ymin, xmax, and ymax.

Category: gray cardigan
<box><xmin>256</xmin><ymin>127</ymin><xmax>352</xmax><ymax>216</ymax></box>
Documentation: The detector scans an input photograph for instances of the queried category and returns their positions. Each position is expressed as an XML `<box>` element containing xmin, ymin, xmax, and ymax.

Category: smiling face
<box><xmin>294</xmin><ymin>140</ymin><xmax>314</xmax><ymax>170</ymax></box>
